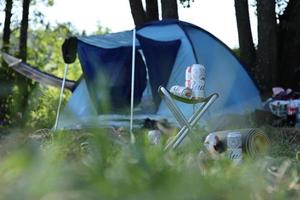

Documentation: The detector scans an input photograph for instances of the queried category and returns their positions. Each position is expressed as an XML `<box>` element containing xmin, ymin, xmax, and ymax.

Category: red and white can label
<box><xmin>185</xmin><ymin>66</ymin><xmax>192</xmax><ymax>88</ymax></box>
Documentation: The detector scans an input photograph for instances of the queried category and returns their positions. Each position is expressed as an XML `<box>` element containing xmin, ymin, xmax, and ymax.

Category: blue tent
<box><xmin>57</xmin><ymin>20</ymin><xmax>262</xmax><ymax>130</ymax></box>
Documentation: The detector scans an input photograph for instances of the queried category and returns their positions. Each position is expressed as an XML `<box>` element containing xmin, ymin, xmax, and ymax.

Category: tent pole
<box><xmin>53</xmin><ymin>63</ymin><xmax>69</xmax><ymax>131</ymax></box>
<box><xmin>130</xmin><ymin>29</ymin><xmax>136</xmax><ymax>143</ymax></box>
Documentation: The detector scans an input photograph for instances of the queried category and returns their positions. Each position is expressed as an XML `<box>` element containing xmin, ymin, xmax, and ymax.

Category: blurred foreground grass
<box><xmin>0</xmin><ymin>127</ymin><xmax>299</xmax><ymax>200</ymax></box>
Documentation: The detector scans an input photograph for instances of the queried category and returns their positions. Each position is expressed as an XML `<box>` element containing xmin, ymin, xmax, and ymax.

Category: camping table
<box><xmin>158</xmin><ymin>86</ymin><xmax>218</xmax><ymax>151</ymax></box>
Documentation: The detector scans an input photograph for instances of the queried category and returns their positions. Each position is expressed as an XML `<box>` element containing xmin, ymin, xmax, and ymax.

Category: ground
<box><xmin>0</xmin><ymin>118</ymin><xmax>299</xmax><ymax>199</ymax></box>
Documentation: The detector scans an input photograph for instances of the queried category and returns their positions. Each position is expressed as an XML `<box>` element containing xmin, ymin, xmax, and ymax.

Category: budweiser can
<box><xmin>185</xmin><ymin>66</ymin><xmax>192</xmax><ymax>88</ymax></box>
<box><xmin>170</xmin><ymin>85</ymin><xmax>192</xmax><ymax>98</ymax></box>
<box><xmin>191</xmin><ymin>64</ymin><xmax>205</xmax><ymax>81</ymax></box>
<box><xmin>148</xmin><ymin>130</ymin><xmax>161</xmax><ymax>145</ymax></box>
<box><xmin>227</xmin><ymin>132</ymin><xmax>242</xmax><ymax>164</ymax></box>
<box><xmin>191</xmin><ymin>80</ymin><xmax>205</xmax><ymax>98</ymax></box>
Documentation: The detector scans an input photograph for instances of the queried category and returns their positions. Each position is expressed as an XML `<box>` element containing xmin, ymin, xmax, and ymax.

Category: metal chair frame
<box><xmin>158</xmin><ymin>86</ymin><xmax>219</xmax><ymax>150</ymax></box>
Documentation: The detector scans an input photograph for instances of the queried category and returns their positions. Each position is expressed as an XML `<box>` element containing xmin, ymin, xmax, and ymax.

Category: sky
<box><xmin>3</xmin><ymin>0</ymin><xmax>258</xmax><ymax>49</ymax></box>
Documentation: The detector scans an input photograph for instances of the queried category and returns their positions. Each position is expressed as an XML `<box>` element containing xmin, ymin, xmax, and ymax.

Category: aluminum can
<box><xmin>227</xmin><ymin>132</ymin><xmax>242</xmax><ymax>163</ymax></box>
<box><xmin>191</xmin><ymin>80</ymin><xmax>205</xmax><ymax>98</ymax></box>
<box><xmin>170</xmin><ymin>85</ymin><xmax>192</xmax><ymax>98</ymax></box>
<box><xmin>287</xmin><ymin>100</ymin><xmax>298</xmax><ymax>126</ymax></box>
<box><xmin>148</xmin><ymin>130</ymin><xmax>161</xmax><ymax>145</ymax></box>
<box><xmin>191</xmin><ymin>64</ymin><xmax>205</xmax><ymax>81</ymax></box>
<box><xmin>185</xmin><ymin>66</ymin><xmax>192</xmax><ymax>88</ymax></box>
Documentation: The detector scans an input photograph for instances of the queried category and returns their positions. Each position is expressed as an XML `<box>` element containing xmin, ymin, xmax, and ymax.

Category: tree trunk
<box><xmin>161</xmin><ymin>0</ymin><xmax>178</xmax><ymax>19</ymax></box>
<box><xmin>129</xmin><ymin>0</ymin><xmax>147</xmax><ymax>27</ymax></box>
<box><xmin>257</xmin><ymin>0</ymin><xmax>278</xmax><ymax>96</ymax></box>
<box><xmin>234</xmin><ymin>0</ymin><xmax>256</xmax><ymax>77</ymax></box>
<box><xmin>17</xmin><ymin>0</ymin><xmax>32</xmax><ymax>123</ymax></box>
<box><xmin>2</xmin><ymin>0</ymin><xmax>13</xmax><ymax>53</ymax></box>
<box><xmin>0</xmin><ymin>0</ymin><xmax>14</xmax><ymax>126</ymax></box>
<box><xmin>278</xmin><ymin>0</ymin><xmax>300</xmax><ymax>90</ymax></box>
<box><xmin>19</xmin><ymin>0</ymin><xmax>31</xmax><ymax>62</ymax></box>
<box><xmin>146</xmin><ymin>0</ymin><xmax>159</xmax><ymax>22</ymax></box>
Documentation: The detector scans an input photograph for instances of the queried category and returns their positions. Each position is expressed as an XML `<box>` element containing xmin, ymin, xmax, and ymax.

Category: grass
<box><xmin>0</xmin><ymin>126</ymin><xmax>299</xmax><ymax>200</ymax></box>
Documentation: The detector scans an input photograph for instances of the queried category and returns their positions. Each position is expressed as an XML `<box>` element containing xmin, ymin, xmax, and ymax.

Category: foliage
<box><xmin>179</xmin><ymin>0</ymin><xmax>195</xmax><ymax>8</ymax></box>
<box><xmin>250</xmin><ymin>0</ymin><xmax>289</xmax><ymax>17</ymax></box>
<box><xmin>5</xmin><ymin>22</ymin><xmax>83</xmax><ymax>128</ymax></box>
<box><xmin>0</xmin><ymin>128</ymin><xmax>299</xmax><ymax>199</ymax></box>
<box><xmin>232</xmin><ymin>48</ymin><xmax>240</xmax><ymax>57</ymax></box>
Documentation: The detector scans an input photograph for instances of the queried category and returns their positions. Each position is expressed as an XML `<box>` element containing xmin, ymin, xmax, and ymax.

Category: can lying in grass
<box><xmin>148</xmin><ymin>130</ymin><xmax>161</xmax><ymax>145</ymax></box>
<box><xmin>227</xmin><ymin>132</ymin><xmax>242</xmax><ymax>164</ymax></box>
<box><xmin>206</xmin><ymin>128</ymin><xmax>270</xmax><ymax>159</ymax></box>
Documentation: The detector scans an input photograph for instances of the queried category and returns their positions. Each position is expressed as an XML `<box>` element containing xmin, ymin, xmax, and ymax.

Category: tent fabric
<box><xmin>136</xmin><ymin>34</ymin><xmax>181</xmax><ymax>109</ymax></box>
<box><xmin>77</xmin><ymin>41</ymin><xmax>147</xmax><ymax>113</ymax></box>
<box><xmin>79</xmin><ymin>31</ymin><xmax>137</xmax><ymax>48</ymax></box>
<box><xmin>57</xmin><ymin>19</ymin><xmax>262</xmax><ymax>130</ymax></box>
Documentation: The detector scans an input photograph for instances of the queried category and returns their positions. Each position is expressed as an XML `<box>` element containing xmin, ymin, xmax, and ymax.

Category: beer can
<box><xmin>227</xmin><ymin>132</ymin><xmax>242</xmax><ymax>164</ymax></box>
<box><xmin>170</xmin><ymin>85</ymin><xmax>192</xmax><ymax>98</ymax></box>
<box><xmin>148</xmin><ymin>130</ymin><xmax>161</xmax><ymax>145</ymax></box>
<box><xmin>185</xmin><ymin>66</ymin><xmax>192</xmax><ymax>88</ymax></box>
<box><xmin>191</xmin><ymin>64</ymin><xmax>205</xmax><ymax>81</ymax></box>
<box><xmin>191</xmin><ymin>80</ymin><xmax>205</xmax><ymax>98</ymax></box>
<box><xmin>185</xmin><ymin>80</ymin><xmax>191</xmax><ymax>89</ymax></box>
<box><xmin>287</xmin><ymin>100</ymin><xmax>297</xmax><ymax>115</ymax></box>
<box><xmin>287</xmin><ymin>100</ymin><xmax>298</xmax><ymax>126</ymax></box>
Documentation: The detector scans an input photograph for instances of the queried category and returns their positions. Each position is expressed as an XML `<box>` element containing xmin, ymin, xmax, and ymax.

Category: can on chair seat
<box><xmin>170</xmin><ymin>85</ymin><xmax>192</xmax><ymax>98</ymax></box>
<box><xmin>191</xmin><ymin>64</ymin><xmax>205</xmax><ymax>99</ymax></box>
<box><xmin>185</xmin><ymin>66</ymin><xmax>192</xmax><ymax>89</ymax></box>
<box><xmin>191</xmin><ymin>64</ymin><xmax>205</xmax><ymax>81</ymax></box>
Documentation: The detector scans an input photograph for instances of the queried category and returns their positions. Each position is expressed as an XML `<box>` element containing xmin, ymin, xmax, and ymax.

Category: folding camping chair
<box><xmin>158</xmin><ymin>86</ymin><xmax>219</xmax><ymax>151</ymax></box>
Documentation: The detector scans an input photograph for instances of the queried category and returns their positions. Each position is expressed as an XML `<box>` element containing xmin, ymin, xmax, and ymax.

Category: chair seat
<box><xmin>158</xmin><ymin>86</ymin><xmax>217</xmax><ymax>104</ymax></box>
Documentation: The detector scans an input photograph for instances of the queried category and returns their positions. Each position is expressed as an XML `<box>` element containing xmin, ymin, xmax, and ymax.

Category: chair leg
<box><xmin>171</xmin><ymin>94</ymin><xmax>218</xmax><ymax>149</ymax></box>
<box><xmin>164</xmin><ymin>93</ymin><xmax>218</xmax><ymax>151</ymax></box>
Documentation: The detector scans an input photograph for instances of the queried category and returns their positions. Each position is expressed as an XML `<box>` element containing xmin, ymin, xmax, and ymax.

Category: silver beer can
<box><xmin>170</xmin><ymin>85</ymin><xmax>192</xmax><ymax>98</ymax></box>
<box><xmin>227</xmin><ymin>132</ymin><xmax>242</xmax><ymax>164</ymax></box>
<box><xmin>191</xmin><ymin>80</ymin><xmax>205</xmax><ymax>98</ymax></box>
<box><xmin>191</xmin><ymin>64</ymin><xmax>205</xmax><ymax>81</ymax></box>
<box><xmin>148</xmin><ymin>130</ymin><xmax>161</xmax><ymax>145</ymax></box>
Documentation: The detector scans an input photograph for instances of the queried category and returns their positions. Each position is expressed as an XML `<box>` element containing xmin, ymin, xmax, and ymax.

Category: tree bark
<box><xmin>257</xmin><ymin>0</ymin><xmax>278</xmax><ymax>95</ymax></box>
<box><xmin>19</xmin><ymin>0</ymin><xmax>31</xmax><ymax>62</ymax></box>
<box><xmin>161</xmin><ymin>0</ymin><xmax>178</xmax><ymax>19</ymax></box>
<box><xmin>129</xmin><ymin>0</ymin><xmax>147</xmax><ymax>27</ymax></box>
<box><xmin>146</xmin><ymin>0</ymin><xmax>159</xmax><ymax>22</ymax></box>
<box><xmin>18</xmin><ymin>0</ymin><xmax>32</xmax><ymax>123</ymax></box>
<box><xmin>234</xmin><ymin>0</ymin><xmax>256</xmax><ymax>77</ymax></box>
<box><xmin>278</xmin><ymin>0</ymin><xmax>300</xmax><ymax>90</ymax></box>
<box><xmin>0</xmin><ymin>0</ymin><xmax>14</xmax><ymax>126</ymax></box>
<box><xmin>2</xmin><ymin>0</ymin><xmax>13</xmax><ymax>53</ymax></box>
